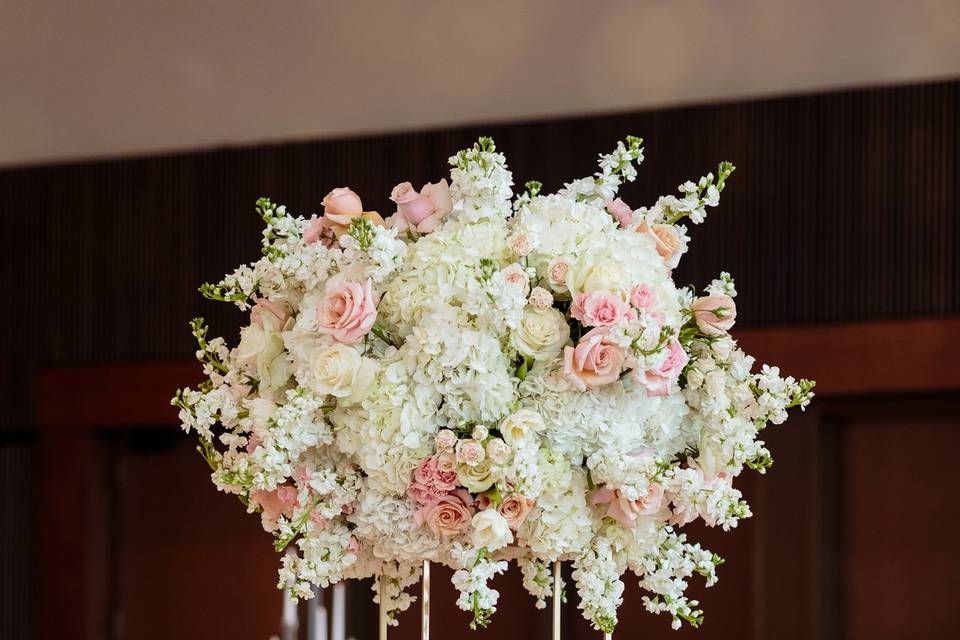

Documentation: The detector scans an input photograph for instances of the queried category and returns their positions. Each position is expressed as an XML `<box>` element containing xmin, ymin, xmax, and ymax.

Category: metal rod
<box><xmin>379</xmin><ymin>572</ymin><xmax>388</xmax><ymax>640</ymax></box>
<box><xmin>281</xmin><ymin>584</ymin><xmax>299</xmax><ymax>640</ymax></box>
<box><xmin>421</xmin><ymin>560</ymin><xmax>431</xmax><ymax>640</ymax></box>
<box><xmin>552</xmin><ymin>560</ymin><xmax>562</xmax><ymax>640</ymax></box>
<box><xmin>603</xmin><ymin>633</ymin><xmax>612</xmax><ymax>640</ymax></box>
<box><xmin>332</xmin><ymin>583</ymin><xmax>345</xmax><ymax>640</ymax></box>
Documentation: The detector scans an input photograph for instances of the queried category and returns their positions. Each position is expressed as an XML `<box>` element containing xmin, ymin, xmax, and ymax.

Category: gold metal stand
<box><xmin>421</xmin><ymin>560</ymin><xmax>431</xmax><ymax>640</ymax></box>
<box><xmin>552</xmin><ymin>560</ymin><xmax>562</xmax><ymax>640</ymax></box>
<box><xmin>379</xmin><ymin>571</ymin><xmax>388</xmax><ymax>640</ymax></box>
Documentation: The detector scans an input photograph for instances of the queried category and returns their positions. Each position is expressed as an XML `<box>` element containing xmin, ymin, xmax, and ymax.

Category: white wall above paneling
<box><xmin>2</xmin><ymin>0</ymin><xmax>958</xmax><ymax>167</ymax></box>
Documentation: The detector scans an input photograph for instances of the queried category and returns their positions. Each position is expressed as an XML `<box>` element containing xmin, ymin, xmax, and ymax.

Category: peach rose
<box><xmin>691</xmin><ymin>295</ymin><xmax>737</xmax><ymax>336</ymax></box>
<box><xmin>605</xmin><ymin>198</ymin><xmax>633</xmax><ymax>227</ymax></box>
<box><xmin>250</xmin><ymin>484</ymin><xmax>299</xmax><ymax>525</ymax></box>
<box><xmin>497</xmin><ymin>493</ymin><xmax>535</xmax><ymax>529</ymax></box>
<box><xmin>317</xmin><ymin>279</ymin><xmax>377</xmax><ymax>344</ymax></box>
<box><xmin>547</xmin><ymin>257</ymin><xmax>570</xmax><ymax>288</ymax></box>
<box><xmin>389</xmin><ymin>179</ymin><xmax>453</xmax><ymax>233</ymax></box>
<box><xmin>634</xmin><ymin>338</ymin><xmax>688</xmax><ymax>397</ymax></box>
<box><xmin>250</xmin><ymin>298</ymin><xmax>292</xmax><ymax>332</ymax></box>
<box><xmin>591</xmin><ymin>484</ymin><xmax>665</xmax><ymax>527</ymax></box>
<box><xmin>415</xmin><ymin>490</ymin><xmax>474</xmax><ymax>537</ymax></box>
<box><xmin>636</xmin><ymin>220</ymin><xmax>682</xmax><ymax>265</ymax></box>
<box><xmin>570</xmin><ymin>290</ymin><xmax>633</xmax><ymax>327</ymax></box>
<box><xmin>562</xmin><ymin>327</ymin><xmax>626</xmax><ymax>391</ymax></box>
<box><xmin>455</xmin><ymin>439</ymin><xmax>486</xmax><ymax>467</ymax></box>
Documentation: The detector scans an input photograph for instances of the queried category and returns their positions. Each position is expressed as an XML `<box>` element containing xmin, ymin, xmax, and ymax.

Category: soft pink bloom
<box><xmin>497</xmin><ymin>494</ymin><xmax>535</xmax><ymax>530</ymax></box>
<box><xmin>547</xmin><ymin>257</ymin><xmax>570</xmax><ymax>286</ymax></box>
<box><xmin>406</xmin><ymin>455</ymin><xmax>458</xmax><ymax>505</ymax></box>
<box><xmin>605</xmin><ymin>198</ymin><xmax>633</xmax><ymax>227</ymax></box>
<box><xmin>691</xmin><ymin>295</ymin><xmax>737</xmax><ymax>336</ymax></box>
<box><xmin>310</xmin><ymin>511</ymin><xmax>328</xmax><ymax>528</ymax></box>
<box><xmin>250</xmin><ymin>298</ymin><xmax>292</xmax><ymax>331</ymax></box>
<box><xmin>389</xmin><ymin>179</ymin><xmax>453</xmax><ymax>233</ymax></box>
<box><xmin>347</xmin><ymin>536</ymin><xmax>362</xmax><ymax>553</ymax></box>
<box><xmin>304</xmin><ymin>215</ymin><xmax>326</xmax><ymax>245</ymax></box>
<box><xmin>590</xmin><ymin>484</ymin><xmax>665</xmax><ymax>527</ymax></box>
<box><xmin>562</xmin><ymin>327</ymin><xmax>626</xmax><ymax>391</ymax></box>
<box><xmin>501</xmin><ymin>263</ymin><xmax>529</xmax><ymax>291</ymax></box>
<box><xmin>321</xmin><ymin>187</ymin><xmax>364</xmax><ymax>229</ymax></box>
<box><xmin>250</xmin><ymin>484</ymin><xmax>299</xmax><ymax>523</ymax></box>
<box><xmin>636</xmin><ymin>220</ymin><xmax>682</xmax><ymax>264</ymax></box>
<box><xmin>634</xmin><ymin>338</ymin><xmax>688</xmax><ymax>397</ymax></box>
<box><xmin>570</xmin><ymin>290</ymin><xmax>633</xmax><ymax>327</ymax></box>
<box><xmin>630</xmin><ymin>284</ymin><xmax>657</xmax><ymax>310</ymax></box>
<box><xmin>436</xmin><ymin>453</ymin><xmax>457</xmax><ymax>475</ymax></box>
<box><xmin>435</xmin><ymin>429</ymin><xmax>457</xmax><ymax>452</ymax></box>
<box><xmin>317</xmin><ymin>279</ymin><xmax>377</xmax><ymax>343</ymax></box>
<box><xmin>415</xmin><ymin>490</ymin><xmax>474</xmax><ymax>537</ymax></box>
<box><xmin>455</xmin><ymin>439</ymin><xmax>486</xmax><ymax>467</ymax></box>
<box><xmin>246</xmin><ymin>433</ymin><xmax>263</xmax><ymax>453</ymax></box>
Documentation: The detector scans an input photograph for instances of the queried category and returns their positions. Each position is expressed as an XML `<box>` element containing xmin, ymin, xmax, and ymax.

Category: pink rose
<box><xmin>250</xmin><ymin>298</ymin><xmax>292</xmax><ymax>332</ymax></box>
<box><xmin>455</xmin><ymin>439</ymin><xmax>486</xmax><ymax>467</ymax></box>
<box><xmin>591</xmin><ymin>484</ymin><xmax>665</xmax><ymax>527</ymax></box>
<box><xmin>415</xmin><ymin>490</ymin><xmax>474</xmax><ymax>537</ymax></box>
<box><xmin>605</xmin><ymin>198</ymin><xmax>633</xmax><ymax>227</ymax></box>
<box><xmin>501</xmin><ymin>263</ymin><xmax>529</xmax><ymax>292</ymax></box>
<box><xmin>691</xmin><ymin>295</ymin><xmax>737</xmax><ymax>336</ymax></box>
<box><xmin>570</xmin><ymin>290</ymin><xmax>633</xmax><ymax>327</ymax></box>
<box><xmin>406</xmin><ymin>455</ymin><xmax>458</xmax><ymax>505</ymax></box>
<box><xmin>629</xmin><ymin>285</ymin><xmax>657</xmax><ymax>310</ymax></box>
<box><xmin>317</xmin><ymin>279</ymin><xmax>377</xmax><ymax>344</ymax></box>
<box><xmin>562</xmin><ymin>327</ymin><xmax>626</xmax><ymax>391</ymax></box>
<box><xmin>321</xmin><ymin>187</ymin><xmax>364</xmax><ymax>229</ymax></box>
<box><xmin>389</xmin><ymin>179</ymin><xmax>452</xmax><ymax>233</ymax></box>
<box><xmin>634</xmin><ymin>338</ymin><xmax>688</xmax><ymax>397</ymax></box>
<box><xmin>497</xmin><ymin>493</ymin><xmax>535</xmax><ymax>529</ymax></box>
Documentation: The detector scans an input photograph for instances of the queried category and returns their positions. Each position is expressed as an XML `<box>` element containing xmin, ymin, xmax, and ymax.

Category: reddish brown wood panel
<box><xmin>840</xmin><ymin>416</ymin><xmax>960</xmax><ymax>639</ymax></box>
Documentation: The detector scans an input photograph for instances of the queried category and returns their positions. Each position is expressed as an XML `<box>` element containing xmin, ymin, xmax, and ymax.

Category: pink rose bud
<box><xmin>691</xmin><ymin>295</ymin><xmax>737</xmax><ymax>336</ymax></box>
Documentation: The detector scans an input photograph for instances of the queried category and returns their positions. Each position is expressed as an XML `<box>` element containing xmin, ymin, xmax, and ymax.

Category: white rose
<box><xmin>309</xmin><ymin>344</ymin><xmax>375</xmax><ymax>402</ymax></box>
<box><xmin>471</xmin><ymin>509</ymin><xmax>514</xmax><ymax>551</ymax></box>
<box><xmin>471</xmin><ymin>424</ymin><xmax>489</xmax><ymax>441</ymax></box>
<box><xmin>705</xmin><ymin>370</ymin><xmax>726</xmax><ymax>398</ymax></box>
<box><xmin>499</xmin><ymin>409</ymin><xmax>544</xmax><ymax>448</ymax></box>
<box><xmin>237</xmin><ymin>324</ymin><xmax>290</xmax><ymax>391</ymax></box>
<box><xmin>511</xmin><ymin>306</ymin><xmax>570</xmax><ymax>361</ymax></box>
<box><xmin>569</xmin><ymin>256</ymin><xmax>628</xmax><ymax>295</ymax></box>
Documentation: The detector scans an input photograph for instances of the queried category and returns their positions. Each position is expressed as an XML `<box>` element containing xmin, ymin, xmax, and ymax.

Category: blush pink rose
<box><xmin>547</xmin><ymin>257</ymin><xmax>570</xmax><ymax>287</ymax></box>
<box><xmin>570</xmin><ymin>290</ymin><xmax>633</xmax><ymax>327</ymax></box>
<box><xmin>691</xmin><ymin>295</ymin><xmax>737</xmax><ymax>336</ymax></box>
<box><xmin>250</xmin><ymin>298</ymin><xmax>292</xmax><ymax>331</ymax></box>
<box><xmin>634</xmin><ymin>338</ymin><xmax>688</xmax><ymax>397</ymax></box>
<box><xmin>347</xmin><ymin>537</ymin><xmax>362</xmax><ymax>553</ymax></box>
<box><xmin>605</xmin><ymin>198</ymin><xmax>633</xmax><ymax>227</ymax></box>
<box><xmin>562</xmin><ymin>327</ymin><xmax>626</xmax><ymax>391</ymax></box>
<box><xmin>497</xmin><ymin>493</ymin><xmax>535</xmax><ymax>529</ymax></box>
<box><xmin>414</xmin><ymin>490</ymin><xmax>474</xmax><ymax>537</ymax></box>
<box><xmin>317</xmin><ymin>279</ymin><xmax>377</xmax><ymax>344</ymax></box>
<box><xmin>591</xmin><ymin>484</ymin><xmax>665</xmax><ymax>527</ymax></box>
<box><xmin>304</xmin><ymin>215</ymin><xmax>327</xmax><ymax>245</ymax></box>
<box><xmin>390</xmin><ymin>179</ymin><xmax>453</xmax><ymax>233</ymax></box>
<box><xmin>630</xmin><ymin>284</ymin><xmax>657</xmax><ymax>310</ymax></box>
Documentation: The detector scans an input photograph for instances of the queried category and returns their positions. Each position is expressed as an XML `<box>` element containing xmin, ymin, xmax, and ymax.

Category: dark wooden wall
<box><xmin>2</xmin><ymin>79</ymin><xmax>958</xmax><ymax>640</ymax></box>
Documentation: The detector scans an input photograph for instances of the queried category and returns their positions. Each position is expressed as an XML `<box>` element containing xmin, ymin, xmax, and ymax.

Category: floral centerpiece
<box><xmin>173</xmin><ymin>137</ymin><xmax>813</xmax><ymax>633</ymax></box>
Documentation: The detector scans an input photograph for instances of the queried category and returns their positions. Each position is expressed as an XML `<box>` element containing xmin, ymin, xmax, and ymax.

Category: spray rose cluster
<box><xmin>174</xmin><ymin>137</ymin><xmax>813</xmax><ymax>633</ymax></box>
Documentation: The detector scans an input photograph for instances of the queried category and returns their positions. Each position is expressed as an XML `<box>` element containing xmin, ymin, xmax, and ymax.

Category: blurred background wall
<box><xmin>1</xmin><ymin>2</ymin><xmax>959</xmax><ymax>640</ymax></box>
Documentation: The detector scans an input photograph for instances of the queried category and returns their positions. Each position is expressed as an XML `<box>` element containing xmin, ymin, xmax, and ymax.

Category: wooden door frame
<box><xmin>35</xmin><ymin>317</ymin><xmax>960</xmax><ymax>640</ymax></box>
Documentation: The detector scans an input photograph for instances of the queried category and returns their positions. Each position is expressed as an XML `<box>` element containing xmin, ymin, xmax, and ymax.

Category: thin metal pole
<box><xmin>421</xmin><ymin>560</ymin><xmax>431</xmax><ymax>640</ymax></box>
<box><xmin>332</xmin><ymin>583</ymin><xmax>345</xmax><ymax>640</ymax></box>
<box><xmin>552</xmin><ymin>560</ymin><xmax>562</xmax><ymax>640</ymax></box>
<box><xmin>603</xmin><ymin>633</ymin><xmax>612</xmax><ymax>640</ymax></box>
<box><xmin>379</xmin><ymin>572</ymin><xmax>388</xmax><ymax>640</ymax></box>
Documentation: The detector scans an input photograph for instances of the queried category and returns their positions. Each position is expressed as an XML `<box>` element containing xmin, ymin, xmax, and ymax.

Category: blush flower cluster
<box><xmin>174</xmin><ymin>137</ymin><xmax>814</xmax><ymax>633</ymax></box>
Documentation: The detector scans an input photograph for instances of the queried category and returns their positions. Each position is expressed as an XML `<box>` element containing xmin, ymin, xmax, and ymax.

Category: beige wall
<box><xmin>2</xmin><ymin>0</ymin><xmax>958</xmax><ymax>167</ymax></box>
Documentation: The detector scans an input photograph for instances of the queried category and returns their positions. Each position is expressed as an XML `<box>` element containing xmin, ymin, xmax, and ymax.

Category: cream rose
<box><xmin>568</xmin><ymin>256</ymin><xmax>629</xmax><ymax>296</ymax></box>
<box><xmin>471</xmin><ymin>508</ymin><xmax>514</xmax><ymax>551</ymax></box>
<box><xmin>457</xmin><ymin>458</ymin><xmax>497</xmax><ymax>493</ymax></box>
<box><xmin>309</xmin><ymin>344</ymin><xmax>376</xmax><ymax>403</ymax></box>
<box><xmin>499</xmin><ymin>409</ymin><xmax>544</xmax><ymax>448</ymax></box>
<box><xmin>511</xmin><ymin>306</ymin><xmax>570</xmax><ymax>361</ymax></box>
